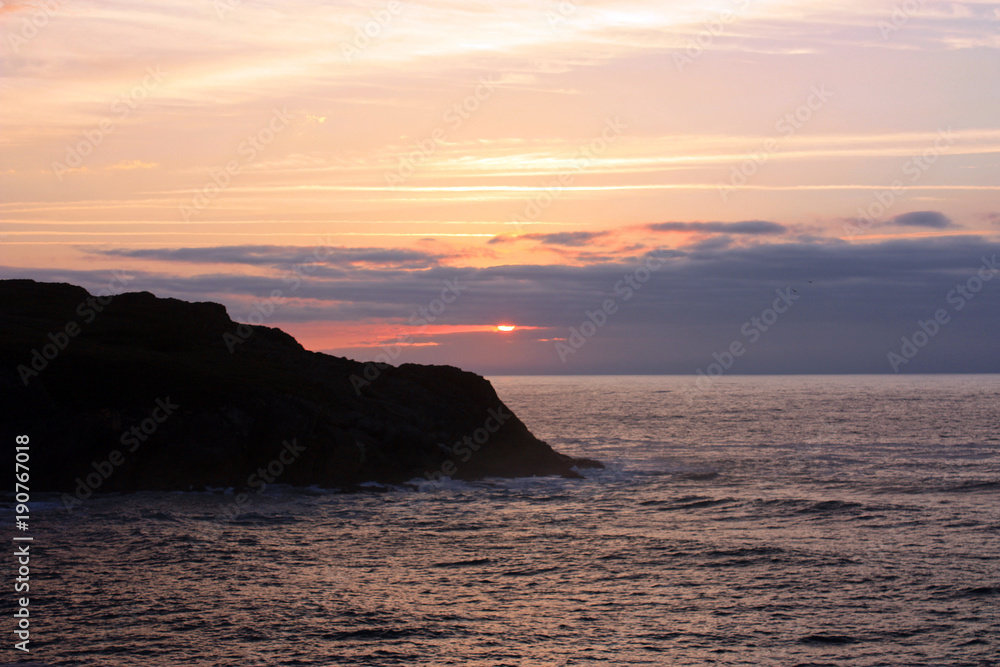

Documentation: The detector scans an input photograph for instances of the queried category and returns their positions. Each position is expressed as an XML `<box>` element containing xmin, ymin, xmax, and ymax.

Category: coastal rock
<box><xmin>0</xmin><ymin>279</ymin><xmax>601</xmax><ymax>493</ymax></box>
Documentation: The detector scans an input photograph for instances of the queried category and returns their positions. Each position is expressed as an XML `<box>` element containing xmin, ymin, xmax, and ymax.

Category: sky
<box><xmin>2</xmin><ymin>0</ymin><xmax>999</xmax><ymax>375</ymax></box>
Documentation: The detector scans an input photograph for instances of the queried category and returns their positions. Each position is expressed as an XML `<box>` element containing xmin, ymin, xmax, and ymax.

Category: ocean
<box><xmin>12</xmin><ymin>375</ymin><xmax>1000</xmax><ymax>666</ymax></box>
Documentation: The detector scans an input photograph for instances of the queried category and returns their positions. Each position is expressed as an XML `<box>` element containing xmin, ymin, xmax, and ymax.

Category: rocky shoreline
<box><xmin>0</xmin><ymin>279</ymin><xmax>601</xmax><ymax>494</ymax></box>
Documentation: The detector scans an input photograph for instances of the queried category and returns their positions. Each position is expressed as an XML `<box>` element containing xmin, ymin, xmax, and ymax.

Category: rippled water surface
<box><xmin>16</xmin><ymin>375</ymin><xmax>1000</xmax><ymax>666</ymax></box>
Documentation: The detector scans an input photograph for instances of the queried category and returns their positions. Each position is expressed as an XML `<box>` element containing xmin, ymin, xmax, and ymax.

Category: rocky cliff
<box><xmin>0</xmin><ymin>279</ymin><xmax>600</xmax><ymax>494</ymax></box>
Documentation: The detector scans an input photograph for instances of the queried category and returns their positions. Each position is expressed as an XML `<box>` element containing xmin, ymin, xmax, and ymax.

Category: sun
<box><xmin>496</xmin><ymin>325</ymin><xmax>515</xmax><ymax>332</ymax></box>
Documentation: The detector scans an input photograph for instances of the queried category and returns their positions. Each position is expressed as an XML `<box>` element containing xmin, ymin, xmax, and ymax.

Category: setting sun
<box><xmin>2</xmin><ymin>1</ymin><xmax>998</xmax><ymax>664</ymax></box>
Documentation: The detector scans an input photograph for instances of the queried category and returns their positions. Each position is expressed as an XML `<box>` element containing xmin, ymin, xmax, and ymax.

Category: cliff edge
<box><xmin>0</xmin><ymin>279</ymin><xmax>601</xmax><ymax>493</ymax></box>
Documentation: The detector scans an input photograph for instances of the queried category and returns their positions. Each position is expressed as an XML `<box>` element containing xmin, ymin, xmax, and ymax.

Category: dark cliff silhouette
<box><xmin>0</xmin><ymin>279</ymin><xmax>601</xmax><ymax>492</ymax></box>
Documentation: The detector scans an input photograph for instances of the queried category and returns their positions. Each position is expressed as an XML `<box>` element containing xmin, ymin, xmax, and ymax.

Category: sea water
<box><xmin>11</xmin><ymin>375</ymin><xmax>1000</xmax><ymax>666</ymax></box>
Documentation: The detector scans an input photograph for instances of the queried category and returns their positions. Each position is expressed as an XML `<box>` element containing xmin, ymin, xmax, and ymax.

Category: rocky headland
<box><xmin>0</xmin><ymin>279</ymin><xmax>601</xmax><ymax>494</ymax></box>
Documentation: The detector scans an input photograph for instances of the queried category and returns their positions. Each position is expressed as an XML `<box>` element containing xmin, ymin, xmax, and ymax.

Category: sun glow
<box><xmin>497</xmin><ymin>325</ymin><xmax>516</xmax><ymax>332</ymax></box>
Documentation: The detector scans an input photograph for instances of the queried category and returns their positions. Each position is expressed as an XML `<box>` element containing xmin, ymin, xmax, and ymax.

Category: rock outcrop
<box><xmin>0</xmin><ymin>279</ymin><xmax>601</xmax><ymax>493</ymax></box>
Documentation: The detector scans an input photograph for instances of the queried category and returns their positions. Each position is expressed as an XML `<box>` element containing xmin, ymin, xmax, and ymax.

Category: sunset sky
<box><xmin>2</xmin><ymin>0</ymin><xmax>999</xmax><ymax>374</ymax></box>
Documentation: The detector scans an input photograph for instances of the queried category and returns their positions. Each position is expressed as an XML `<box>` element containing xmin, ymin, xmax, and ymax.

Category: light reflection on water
<box><xmin>18</xmin><ymin>375</ymin><xmax>1000</xmax><ymax>665</ymax></box>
